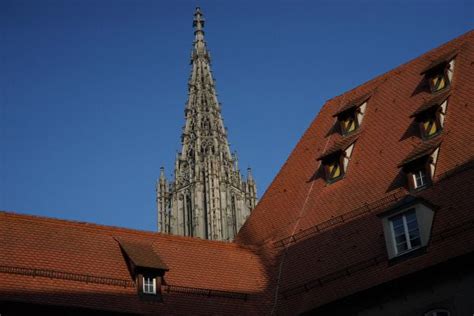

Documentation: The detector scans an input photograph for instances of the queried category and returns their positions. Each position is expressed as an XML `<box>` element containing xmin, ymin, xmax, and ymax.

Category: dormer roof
<box><xmin>116</xmin><ymin>238</ymin><xmax>169</xmax><ymax>271</ymax></box>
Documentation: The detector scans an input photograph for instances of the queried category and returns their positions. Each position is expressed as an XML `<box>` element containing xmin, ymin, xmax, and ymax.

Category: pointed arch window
<box><xmin>185</xmin><ymin>194</ymin><xmax>193</xmax><ymax>236</ymax></box>
<box><xmin>231</xmin><ymin>195</ymin><xmax>237</xmax><ymax>235</ymax></box>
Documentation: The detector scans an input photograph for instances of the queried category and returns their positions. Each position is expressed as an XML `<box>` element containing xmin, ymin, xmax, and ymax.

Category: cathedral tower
<box><xmin>157</xmin><ymin>8</ymin><xmax>257</xmax><ymax>241</ymax></box>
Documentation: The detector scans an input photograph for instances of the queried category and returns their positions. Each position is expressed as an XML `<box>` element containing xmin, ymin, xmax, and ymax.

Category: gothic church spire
<box><xmin>157</xmin><ymin>8</ymin><xmax>257</xmax><ymax>241</ymax></box>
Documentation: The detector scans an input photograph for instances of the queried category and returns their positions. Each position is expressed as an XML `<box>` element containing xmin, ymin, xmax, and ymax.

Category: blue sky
<box><xmin>1</xmin><ymin>0</ymin><xmax>472</xmax><ymax>232</ymax></box>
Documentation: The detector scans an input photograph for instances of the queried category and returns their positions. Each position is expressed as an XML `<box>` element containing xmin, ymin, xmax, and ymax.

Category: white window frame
<box><xmin>412</xmin><ymin>169</ymin><xmax>428</xmax><ymax>189</ymax></box>
<box><xmin>389</xmin><ymin>209</ymin><xmax>421</xmax><ymax>255</ymax></box>
<box><xmin>380</xmin><ymin>202</ymin><xmax>435</xmax><ymax>259</ymax></box>
<box><xmin>142</xmin><ymin>276</ymin><xmax>157</xmax><ymax>295</ymax></box>
<box><xmin>425</xmin><ymin>309</ymin><xmax>450</xmax><ymax>316</ymax></box>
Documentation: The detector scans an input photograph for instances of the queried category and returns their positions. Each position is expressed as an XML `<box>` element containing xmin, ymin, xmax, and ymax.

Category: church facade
<box><xmin>156</xmin><ymin>8</ymin><xmax>257</xmax><ymax>241</ymax></box>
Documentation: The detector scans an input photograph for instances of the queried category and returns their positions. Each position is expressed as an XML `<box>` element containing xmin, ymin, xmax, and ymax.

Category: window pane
<box><xmin>431</xmin><ymin>74</ymin><xmax>447</xmax><ymax>92</ymax></box>
<box><xmin>329</xmin><ymin>162</ymin><xmax>341</xmax><ymax>179</ymax></box>
<box><xmin>413</xmin><ymin>170</ymin><xmax>427</xmax><ymax>188</ymax></box>
<box><xmin>405</xmin><ymin>209</ymin><xmax>416</xmax><ymax>219</ymax></box>
<box><xmin>390</xmin><ymin>209</ymin><xmax>421</xmax><ymax>254</ymax></box>
<box><xmin>396</xmin><ymin>241</ymin><xmax>408</xmax><ymax>252</ymax></box>
<box><xmin>345</xmin><ymin>118</ymin><xmax>356</xmax><ymax>132</ymax></box>
<box><xmin>392</xmin><ymin>215</ymin><xmax>403</xmax><ymax>226</ymax></box>
<box><xmin>423</xmin><ymin>118</ymin><xmax>438</xmax><ymax>136</ymax></box>
<box><xmin>410</xmin><ymin>236</ymin><xmax>421</xmax><ymax>248</ymax></box>
<box><xmin>143</xmin><ymin>277</ymin><xmax>156</xmax><ymax>294</ymax></box>
<box><xmin>407</xmin><ymin>219</ymin><xmax>418</xmax><ymax>230</ymax></box>
<box><xmin>395</xmin><ymin>234</ymin><xmax>406</xmax><ymax>244</ymax></box>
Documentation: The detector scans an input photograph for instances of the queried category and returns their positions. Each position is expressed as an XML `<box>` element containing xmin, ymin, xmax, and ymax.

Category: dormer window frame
<box><xmin>414</xmin><ymin>98</ymin><xmax>448</xmax><ymax>140</ymax></box>
<box><xmin>412</xmin><ymin>168</ymin><xmax>428</xmax><ymax>189</ymax></box>
<box><xmin>323</xmin><ymin>154</ymin><xmax>345</xmax><ymax>183</ymax></box>
<box><xmin>419</xmin><ymin>109</ymin><xmax>441</xmax><ymax>139</ymax></box>
<box><xmin>400</xmin><ymin>147</ymin><xmax>440</xmax><ymax>192</ymax></box>
<box><xmin>422</xmin><ymin>58</ymin><xmax>455</xmax><ymax>94</ymax></box>
<box><xmin>335</xmin><ymin>100</ymin><xmax>368</xmax><ymax>136</ymax></box>
<box><xmin>408</xmin><ymin>162</ymin><xmax>431</xmax><ymax>191</ymax></box>
<box><xmin>338</xmin><ymin>111</ymin><xmax>359</xmax><ymax>136</ymax></box>
<box><xmin>378</xmin><ymin>196</ymin><xmax>437</xmax><ymax>261</ymax></box>
<box><xmin>388</xmin><ymin>208</ymin><xmax>422</xmax><ymax>256</ymax></box>
<box><xmin>143</xmin><ymin>276</ymin><xmax>157</xmax><ymax>295</ymax></box>
<box><xmin>321</xmin><ymin>143</ymin><xmax>355</xmax><ymax>184</ymax></box>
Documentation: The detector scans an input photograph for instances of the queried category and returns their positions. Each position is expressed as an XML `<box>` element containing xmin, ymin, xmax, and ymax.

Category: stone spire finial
<box><xmin>193</xmin><ymin>7</ymin><xmax>205</xmax><ymax>32</ymax></box>
<box><xmin>192</xmin><ymin>7</ymin><xmax>209</xmax><ymax>61</ymax></box>
<box><xmin>247</xmin><ymin>167</ymin><xmax>254</xmax><ymax>182</ymax></box>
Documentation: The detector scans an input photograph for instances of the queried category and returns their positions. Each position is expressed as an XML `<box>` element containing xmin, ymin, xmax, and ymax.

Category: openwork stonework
<box><xmin>156</xmin><ymin>8</ymin><xmax>257</xmax><ymax>241</ymax></box>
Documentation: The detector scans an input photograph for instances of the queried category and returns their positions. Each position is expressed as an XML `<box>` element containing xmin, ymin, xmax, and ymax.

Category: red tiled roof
<box><xmin>0</xmin><ymin>211</ymin><xmax>270</xmax><ymax>314</ymax></box>
<box><xmin>236</xmin><ymin>30</ymin><xmax>474</xmax><ymax>313</ymax></box>
<box><xmin>411</xmin><ymin>90</ymin><xmax>450</xmax><ymax>117</ymax></box>
<box><xmin>420</xmin><ymin>50</ymin><xmax>457</xmax><ymax>74</ymax></box>
<box><xmin>237</xmin><ymin>30</ymin><xmax>474</xmax><ymax>247</ymax></box>
<box><xmin>332</xmin><ymin>93</ymin><xmax>371</xmax><ymax>117</ymax></box>
<box><xmin>1</xmin><ymin>30</ymin><xmax>474</xmax><ymax>315</ymax></box>
<box><xmin>397</xmin><ymin>137</ymin><xmax>442</xmax><ymax>167</ymax></box>
<box><xmin>317</xmin><ymin>132</ymin><xmax>359</xmax><ymax>161</ymax></box>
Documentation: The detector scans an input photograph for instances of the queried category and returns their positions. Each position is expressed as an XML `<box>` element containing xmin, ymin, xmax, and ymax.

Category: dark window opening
<box><xmin>412</xmin><ymin>99</ymin><xmax>447</xmax><ymax>140</ymax></box>
<box><xmin>231</xmin><ymin>195</ymin><xmax>237</xmax><ymax>235</ymax></box>
<box><xmin>185</xmin><ymin>194</ymin><xmax>193</xmax><ymax>236</ymax></box>
<box><xmin>402</xmin><ymin>158</ymin><xmax>432</xmax><ymax>192</ymax></box>
<box><xmin>339</xmin><ymin>112</ymin><xmax>359</xmax><ymax>135</ymax></box>
<box><xmin>323</xmin><ymin>155</ymin><xmax>344</xmax><ymax>183</ymax></box>
<box><xmin>423</xmin><ymin>59</ymin><xmax>454</xmax><ymax>94</ymax></box>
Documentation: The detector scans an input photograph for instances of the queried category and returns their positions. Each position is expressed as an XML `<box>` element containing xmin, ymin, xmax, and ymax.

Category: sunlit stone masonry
<box><xmin>156</xmin><ymin>8</ymin><xmax>257</xmax><ymax>241</ymax></box>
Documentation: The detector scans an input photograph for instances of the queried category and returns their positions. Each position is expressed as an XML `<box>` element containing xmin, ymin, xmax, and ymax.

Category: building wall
<box><xmin>306</xmin><ymin>253</ymin><xmax>474</xmax><ymax>316</ymax></box>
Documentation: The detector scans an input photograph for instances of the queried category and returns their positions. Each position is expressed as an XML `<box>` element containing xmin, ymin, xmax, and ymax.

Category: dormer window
<box><xmin>116</xmin><ymin>238</ymin><xmax>169</xmax><ymax>301</ymax></box>
<box><xmin>318</xmin><ymin>142</ymin><xmax>356</xmax><ymax>183</ymax></box>
<box><xmin>143</xmin><ymin>276</ymin><xmax>157</xmax><ymax>295</ymax></box>
<box><xmin>378</xmin><ymin>196</ymin><xmax>436</xmax><ymax>260</ymax></box>
<box><xmin>333</xmin><ymin>96</ymin><xmax>369</xmax><ymax>136</ymax></box>
<box><xmin>412</xmin><ymin>96</ymin><xmax>448</xmax><ymax>140</ymax></box>
<box><xmin>421</xmin><ymin>56</ymin><xmax>455</xmax><ymax>94</ymax></box>
<box><xmin>398</xmin><ymin>145</ymin><xmax>440</xmax><ymax>192</ymax></box>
